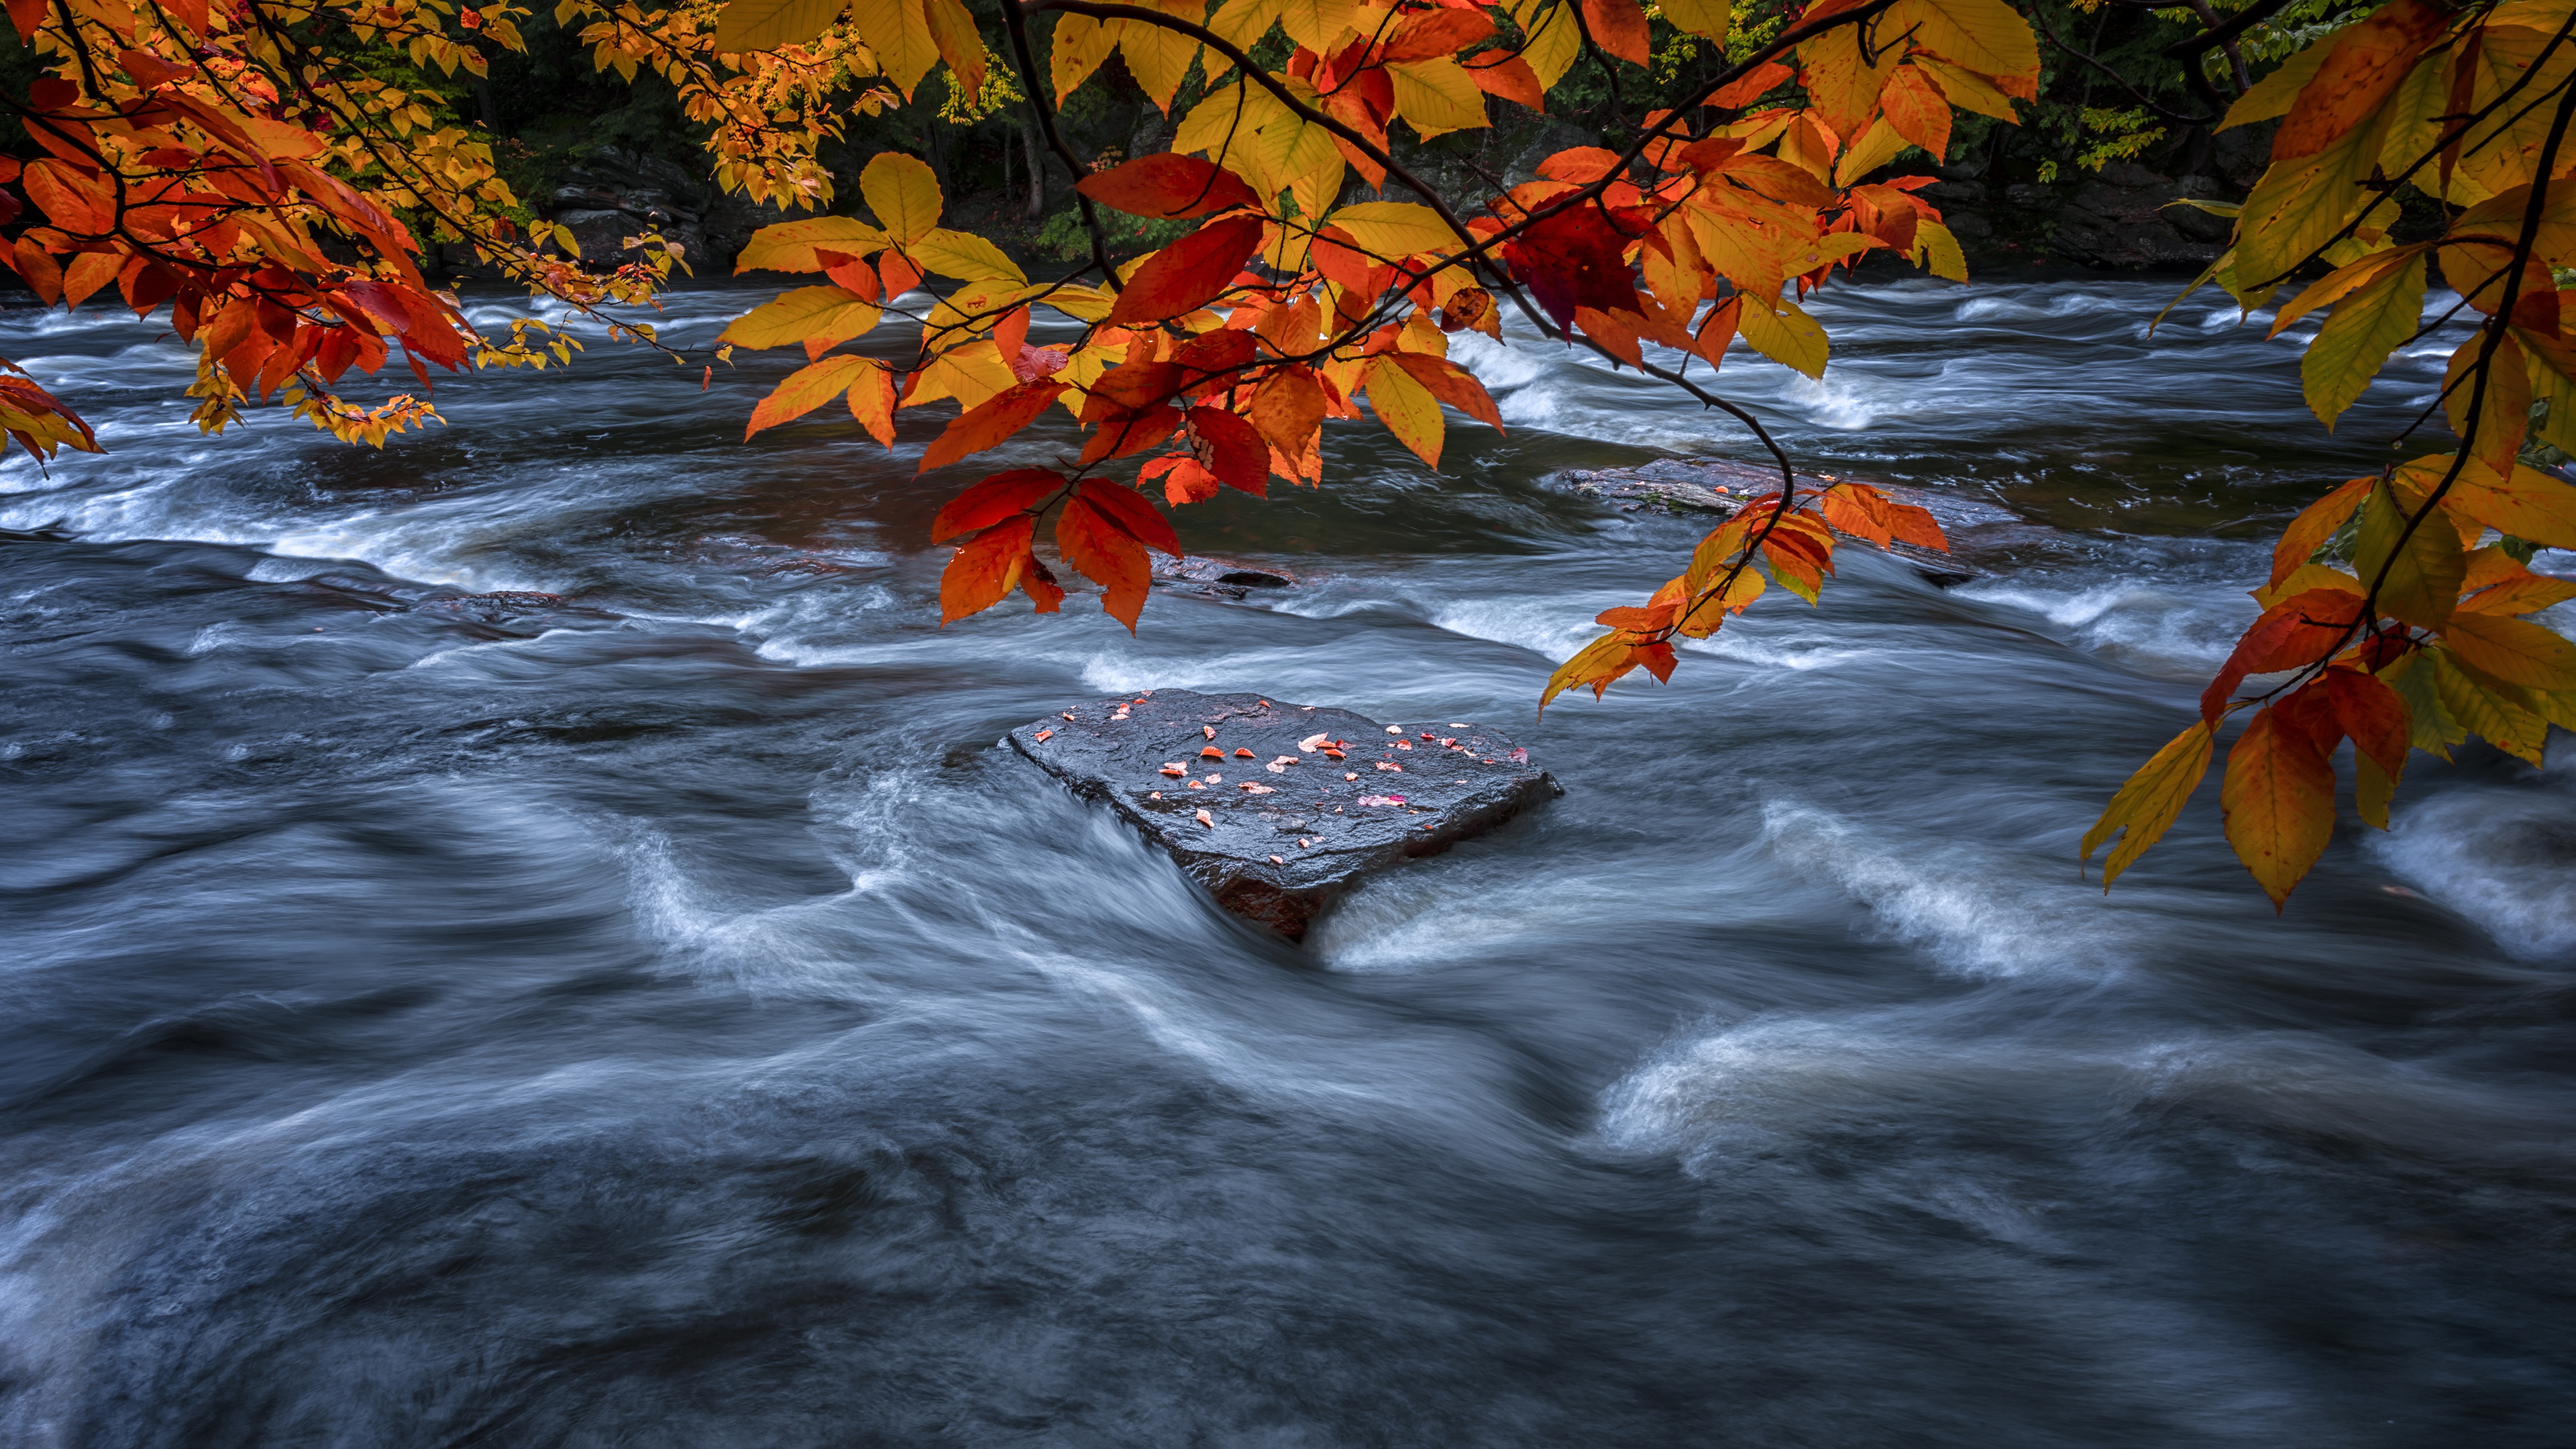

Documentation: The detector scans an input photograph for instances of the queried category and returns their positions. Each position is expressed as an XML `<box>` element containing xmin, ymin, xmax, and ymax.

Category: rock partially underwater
<box><xmin>1008</xmin><ymin>689</ymin><xmax>1558</xmax><ymax>939</ymax></box>
<box><xmin>1548</xmin><ymin>457</ymin><xmax>2032</xmax><ymax>583</ymax></box>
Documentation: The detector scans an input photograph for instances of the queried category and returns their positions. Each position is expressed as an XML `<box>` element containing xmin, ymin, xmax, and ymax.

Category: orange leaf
<box><xmin>1057</xmin><ymin>496</ymin><xmax>1155</xmax><ymax>631</ymax></box>
<box><xmin>1106</xmin><ymin>215</ymin><xmax>1266</xmax><ymax>325</ymax></box>
<box><xmin>1711</xmin><ymin>62</ymin><xmax>1792</xmax><ymax>109</ymax></box>
<box><xmin>1578</xmin><ymin>0</ymin><xmax>1652</xmax><ymax>68</ymax></box>
<box><xmin>847</xmin><ymin>360</ymin><xmax>898</xmax><ymax>446</ymax></box>
<box><xmin>746</xmin><ymin>354</ymin><xmax>881</xmax><ymax>439</ymax></box>
<box><xmin>2269</xmin><ymin>476</ymin><xmax>2371</xmax><ymax>586</ymax></box>
<box><xmin>2273</xmin><ymin>0</ymin><xmax>2445</xmax><ymax>162</ymax></box>
<box><xmin>2220</xmin><ymin>706</ymin><xmax>2337</xmax><ymax>911</ymax></box>
<box><xmin>2200</xmin><ymin>585</ymin><xmax>2365</xmax><ymax>722</ymax></box>
<box><xmin>1246</xmin><ymin>367</ymin><xmax>1327</xmax><ymax>455</ymax></box>
<box><xmin>1878</xmin><ymin>66</ymin><xmax>1951</xmax><ymax>160</ymax></box>
<box><xmin>941</xmin><ymin>515</ymin><xmax>1037</xmax><ymax>623</ymax></box>
<box><xmin>1385</xmin><ymin>352</ymin><xmax>1506</xmax><ymax>431</ymax></box>
<box><xmin>932</xmin><ymin>468</ymin><xmax>1067</xmax><ymax>542</ymax></box>
<box><xmin>918</xmin><ymin>379</ymin><xmax>1064</xmax><ymax>474</ymax></box>
<box><xmin>1075</xmin><ymin>478</ymin><xmax>1182</xmax><ymax>555</ymax></box>
<box><xmin>1185</xmin><ymin>405</ymin><xmax>1269</xmax><ymax>493</ymax></box>
<box><xmin>1464</xmin><ymin>51</ymin><xmax>1545</xmax><ymax>111</ymax></box>
<box><xmin>1077</xmin><ymin>154</ymin><xmax>1259</xmax><ymax>219</ymax></box>
<box><xmin>1379</xmin><ymin>7</ymin><xmax>1496</xmax><ymax>63</ymax></box>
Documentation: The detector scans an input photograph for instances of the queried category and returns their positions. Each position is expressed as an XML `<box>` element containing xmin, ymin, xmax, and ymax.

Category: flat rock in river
<box><xmin>1548</xmin><ymin>458</ymin><xmax>2028</xmax><ymax>583</ymax></box>
<box><xmin>1008</xmin><ymin>689</ymin><xmax>1558</xmax><ymax>940</ymax></box>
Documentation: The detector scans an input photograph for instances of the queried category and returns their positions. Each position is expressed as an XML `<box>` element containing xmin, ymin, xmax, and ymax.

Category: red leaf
<box><xmin>1076</xmin><ymin>154</ymin><xmax>1259</xmax><ymax>219</ymax></box>
<box><xmin>1145</xmin><ymin>455</ymin><xmax>1222</xmax><ymax>504</ymax></box>
<box><xmin>1379</xmin><ymin>8</ymin><xmax>1495</xmax><ymax>62</ymax></box>
<box><xmin>1078</xmin><ymin>404</ymin><xmax>1185</xmax><ymax>466</ymax></box>
<box><xmin>1075</xmin><ymin>478</ymin><xmax>1183</xmax><ymax>555</ymax></box>
<box><xmin>2200</xmin><ymin>586</ymin><xmax>2366</xmax><ymax>722</ymax></box>
<box><xmin>918</xmin><ymin>379</ymin><xmax>1064</xmax><ymax>474</ymax></box>
<box><xmin>1186</xmin><ymin>406</ymin><xmax>1269</xmax><ymax>493</ymax></box>
<box><xmin>1501</xmin><ymin>205</ymin><xmax>1646</xmax><ymax>335</ymax></box>
<box><xmin>1171</xmin><ymin>328</ymin><xmax>1257</xmax><ymax>389</ymax></box>
<box><xmin>2220</xmin><ymin>706</ymin><xmax>2337</xmax><ymax>910</ymax></box>
<box><xmin>2326</xmin><ymin>665</ymin><xmax>2410</xmax><ymax>776</ymax></box>
<box><xmin>932</xmin><ymin>468</ymin><xmax>1066</xmax><ymax>543</ymax></box>
<box><xmin>1057</xmin><ymin>496</ymin><xmax>1155</xmax><ymax>631</ymax></box>
<box><xmin>941</xmin><ymin>515</ymin><xmax>1037</xmax><ymax>623</ymax></box>
<box><xmin>1106</xmin><ymin>215</ymin><xmax>1266</xmax><ymax>325</ymax></box>
<box><xmin>1247</xmin><ymin>368</ymin><xmax>1326</xmax><ymax>455</ymax></box>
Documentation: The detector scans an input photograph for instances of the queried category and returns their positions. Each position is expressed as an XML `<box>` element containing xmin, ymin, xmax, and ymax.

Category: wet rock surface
<box><xmin>1548</xmin><ymin>457</ymin><xmax>2031</xmax><ymax>583</ymax></box>
<box><xmin>1008</xmin><ymin>689</ymin><xmax>1558</xmax><ymax>939</ymax></box>
<box><xmin>1150</xmin><ymin>554</ymin><xmax>1299</xmax><ymax>600</ymax></box>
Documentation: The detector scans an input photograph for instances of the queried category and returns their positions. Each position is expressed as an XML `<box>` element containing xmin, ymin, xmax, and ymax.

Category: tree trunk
<box><xmin>1021</xmin><ymin>109</ymin><xmax>1046</xmax><ymax>219</ymax></box>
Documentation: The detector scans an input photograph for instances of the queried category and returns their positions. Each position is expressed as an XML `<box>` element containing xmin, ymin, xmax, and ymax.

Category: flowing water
<box><xmin>2</xmin><ymin>274</ymin><xmax>2572</xmax><ymax>1447</ymax></box>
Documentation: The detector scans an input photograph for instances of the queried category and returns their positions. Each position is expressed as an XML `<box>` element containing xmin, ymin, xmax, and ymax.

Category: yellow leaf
<box><xmin>2354</xmin><ymin>480</ymin><xmax>2465</xmax><ymax>631</ymax></box>
<box><xmin>910</xmin><ymin>227</ymin><xmax>1026</xmax><ymax>282</ymax></box>
<box><xmin>1888</xmin><ymin>0</ymin><xmax>2037</xmax><ymax>98</ymax></box>
<box><xmin>2218</xmin><ymin>37</ymin><xmax>2330</xmax><ymax>130</ymax></box>
<box><xmin>1800</xmin><ymin>22</ymin><xmax>1906</xmax><ymax>140</ymax></box>
<box><xmin>2430</xmin><ymin>646</ymin><xmax>2551</xmax><ymax>764</ymax></box>
<box><xmin>851</xmin><ymin>0</ymin><xmax>943</xmax><ymax>99</ymax></box>
<box><xmin>2298</xmin><ymin>249</ymin><xmax>2426</xmax><ymax>429</ymax></box>
<box><xmin>1176</xmin><ymin>81</ymin><xmax>1291</xmax><ymax>161</ymax></box>
<box><xmin>1833</xmin><ymin>117</ymin><xmax>1913</xmax><ymax>186</ymax></box>
<box><xmin>2443</xmin><ymin>333</ymin><xmax>2532</xmax><ymax>478</ymax></box>
<box><xmin>2251</xmin><ymin>561</ymin><xmax>2362</xmax><ymax>610</ymax></box>
<box><xmin>861</xmin><ymin>152</ymin><xmax>942</xmax><ymax>246</ymax></box>
<box><xmin>718</xmin><ymin>286</ymin><xmax>883</xmax><ymax>350</ymax></box>
<box><xmin>1210</xmin><ymin>0</ymin><xmax>1285</xmax><ymax>50</ymax></box>
<box><xmin>1326</xmin><ymin>201</ymin><xmax>1457</xmax><ymax>258</ymax></box>
<box><xmin>712</xmin><ymin>0</ymin><xmax>843</xmax><ymax>52</ymax></box>
<box><xmin>923</xmin><ymin>0</ymin><xmax>985</xmax><ymax>97</ymax></box>
<box><xmin>2220</xmin><ymin>706</ymin><xmax>2336</xmax><ymax>911</ymax></box>
<box><xmin>1911</xmin><ymin>54</ymin><xmax>2017</xmax><ymax>121</ymax></box>
<box><xmin>2440</xmin><ymin>610</ymin><xmax>2576</xmax><ymax>691</ymax></box>
<box><xmin>747</xmin><ymin>354</ymin><xmax>879</xmax><ymax>439</ymax></box>
<box><xmin>1362</xmin><ymin>353</ymin><xmax>1445</xmax><ymax>468</ymax></box>
<box><xmin>1912</xmin><ymin>218</ymin><xmax>1967</xmax><ymax>281</ymax></box>
<box><xmin>2082</xmin><ymin>718</ymin><xmax>2215</xmax><ymax>890</ymax></box>
<box><xmin>1120</xmin><ymin>1</ymin><xmax>1205</xmax><ymax>113</ymax></box>
<box><xmin>2398</xmin><ymin>453</ymin><xmax>2576</xmax><ymax>550</ymax></box>
<box><xmin>735</xmin><ymin>217</ymin><xmax>889</xmax><ymax>274</ymax></box>
<box><xmin>906</xmin><ymin>337</ymin><xmax>1018</xmax><ymax>411</ymax></box>
<box><xmin>1052</xmin><ymin>12</ymin><xmax>1118</xmax><ymax>99</ymax></box>
<box><xmin>1515</xmin><ymin>0</ymin><xmax>1582</xmax><ymax>90</ymax></box>
<box><xmin>2236</xmin><ymin>111</ymin><xmax>2390</xmax><ymax>289</ymax></box>
<box><xmin>1389</xmin><ymin>57</ymin><xmax>1489</xmax><ymax>138</ymax></box>
<box><xmin>1660</xmin><ymin>0</ymin><xmax>1727</xmax><ymax>40</ymax></box>
<box><xmin>1735</xmin><ymin>295</ymin><xmax>1827</xmax><ymax>378</ymax></box>
<box><xmin>1278</xmin><ymin>0</ymin><xmax>1356</xmax><ymax>52</ymax></box>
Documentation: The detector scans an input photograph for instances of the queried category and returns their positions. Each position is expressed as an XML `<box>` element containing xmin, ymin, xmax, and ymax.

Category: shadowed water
<box><xmin>1</xmin><ymin>275</ymin><xmax>2571</xmax><ymax>1447</ymax></box>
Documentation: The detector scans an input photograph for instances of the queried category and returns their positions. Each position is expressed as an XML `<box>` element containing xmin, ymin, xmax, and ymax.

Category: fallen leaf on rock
<box><xmin>1377</xmin><ymin>761</ymin><xmax>1403</xmax><ymax>771</ymax></box>
<box><xmin>1205</xmin><ymin>773</ymin><xmax>1222</xmax><ymax>783</ymax></box>
<box><xmin>1188</xmin><ymin>780</ymin><xmax>1205</xmax><ymax>790</ymax></box>
<box><xmin>1395</xmin><ymin>741</ymin><xmax>1412</xmax><ymax>750</ymax></box>
<box><xmin>1344</xmin><ymin>772</ymin><xmax>1358</xmax><ymax>780</ymax></box>
<box><xmin>1267</xmin><ymin>761</ymin><xmax>1289</xmax><ymax>774</ymax></box>
<box><xmin>1509</xmin><ymin>747</ymin><xmax>1529</xmax><ymax>763</ymax></box>
<box><xmin>1270</xmin><ymin>854</ymin><xmax>1283</xmax><ymax>863</ymax></box>
<box><xmin>1298</xmin><ymin>733</ymin><xmax>1331</xmax><ymax>751</ymax></box>
<box><xmin>1161</xmin><ymin>763</ymin><xmax>1186</xmax><ymax>775</ymax></box>
<box><xmin>1438</xmin><ymin>737</ymin><xmax>1454</xmax><ymax>747</ymax></box>
<box><xmin>1233</xmin><ymin>748</ymin><xmax>1254</xmax><ymax>758</ymax></box>
<box><xmin>1385</xmin><ymin>726</ymin><xmax>1403</xmax><ymax>735</ymax></box>
<box><xmin>1034</xmin><ymin>729</ymin><xmax>1053</xmax><ymax>741</ymax></box>
<box><xmin>1195</xmin><ymin>808</ymin><xmax>1214</xmax><ymax>828</ymax></box>
<box><xmin>1356</xmin><ymin>794</ymin><xmax>1407</xmax><ymax>806</ymax></box>
<box><xmin>1149</xmin><ymin>790</ymin><xmax>1162</xmax><ymax>799</ymax></box>
<box><xmin>1202</xmin><ymin>726</ymin><xmax>1216</xmax><ymax>739</ymax></box>
<box><xmin>1449</xmin><ymin>722</ymin><xmax>1469</xmax><ymax>728</ymax></box>
<box><xmin>1061</xmin><ymin>711</ymin><xmax>1075</xmax><ymax>720</ymax></box>
<box><xmin>1200</xmin><ymin>746</ymin><xmax>1224</xmax><ymax>758</ymax></box>
<box><xmin>1238</xmin><ymin>783</ymin><xmax>1275</xmax><ymax>794</ymax></box>
<box><xmin>1321</xmin><ymin>748</ymin><xmax>1345</xmax><ymax>759</ymax></box>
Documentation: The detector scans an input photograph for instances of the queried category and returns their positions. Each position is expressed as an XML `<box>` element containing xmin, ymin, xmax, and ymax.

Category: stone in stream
<box><xmin>1546</xmin><ymin>457</ymin><xmax>2034</xmax><ymax>584</ymax></box>
<box><xmin>1008</xmin><ymin>689</ymin><xmax>1558</xmax><ymax>940</ymax></box>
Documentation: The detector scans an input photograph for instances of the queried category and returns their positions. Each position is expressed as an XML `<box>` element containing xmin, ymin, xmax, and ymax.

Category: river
<box><xmin>1</xmin><ymin>274</ymin><xmax>2571</xmax><ymax>1446</ymax></box>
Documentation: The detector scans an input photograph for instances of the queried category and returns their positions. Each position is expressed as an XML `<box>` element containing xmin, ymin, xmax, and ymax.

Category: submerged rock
<box><xmin>1008</xmin><ymin>689</ymin><xmax>1558</xmax><ymax>939</ymax></box>
<box><xmin>1548</xmin><ymin>457</ymin><xmax>2028</xmax><ymax>584</ymax></box>
<box><xmin>1150</xmin><ymin>554</ymin><xmax>1299</xmax><ymax>600</ymax></box>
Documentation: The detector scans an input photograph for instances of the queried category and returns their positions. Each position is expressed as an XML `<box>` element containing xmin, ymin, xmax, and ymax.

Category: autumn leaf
<box><xmin>2439</xmin><ymin>610</ymin><xmax>2576</xmax><ymax>691</ymax></box>
<box><xmin>1077</xmin><ymin>154</ymin><xmax>1259</xmax><ymax>219</ymax></box>
<box><xmin>1363</xmin><ymin>354</ymin><xmax>1445</xmax><ymax>468</ymax></box>
<box><xmin>1106</xmin><ymin>215</ymin><xmax>1266</xmax><ymax>325</ymax></box>
<box><xmin>942</xmin><ymin>515</ymin><xmax>1040</xmax><ymax>623</ymax></box>
<box><xmin>1502</xmin><ymin>205</ymin><xmax>1646</xmax><ymax>334</ymax></box>
<box><xmin>747</xmin><ymin>356</ymin><xmax>885</xmax><ymax>440</ymax></box>
<box><xmin>2082</xmin><ymin>718</ymin><xmax>2215</xmax><ymax>890</ymax></box>
<box><xmin>2271</xmin><ymin>0</ymin><xmax>2443</xmax><ymax>161</ymax></box>
<box><xmin>719</xmin><ymin>286</ymin><xmax>881</xmax><ymax>352</ymax></box>
<box><xmin>918</xmin><ymin>380</ymin><xmax>1065</xmax><ymax>474</ymax></box>
<box><xmin>2200</xmin><ymin>584</ymin><xmax>2365</xmax><ymax>722</ymax></box>
<box><xmin>2220</xmin><ymin>705</ymin><xmax>2337</xmax><ymax>910</ymax></box>
<box><xmin>1057</xmin><ymin>495</ymin><xmax>1155</xmax><ymax>631</ymax></box>
<box><xmin>1247</xmin><ymin>368</ymin><xmax>1327</xmax><ymax>456</ymax></box>
<box><xmin>2353</xmin><ymin>482</ymin><xmax>2464</xmax><ymax>631</ymax></box>
<box><xmin>861</xmin><ymin>152</ymin><xmax>943</xmax><ymax>246</ymax></box>
<box><xmin>931</xmin><ymin>468</ymin><xmax>1066</xmax><ymax>542</ymax></box>
<box><xmin>712</xmin><ymin>0</ymin><xmax>845</xmax><ymax>53</ymax></box>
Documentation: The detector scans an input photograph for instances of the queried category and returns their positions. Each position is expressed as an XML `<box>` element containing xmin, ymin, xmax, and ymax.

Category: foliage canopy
<box><xmin>1</xmin><ymin>0</ymin><xmax>2572</xmax><ymax>908</ymax></box>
